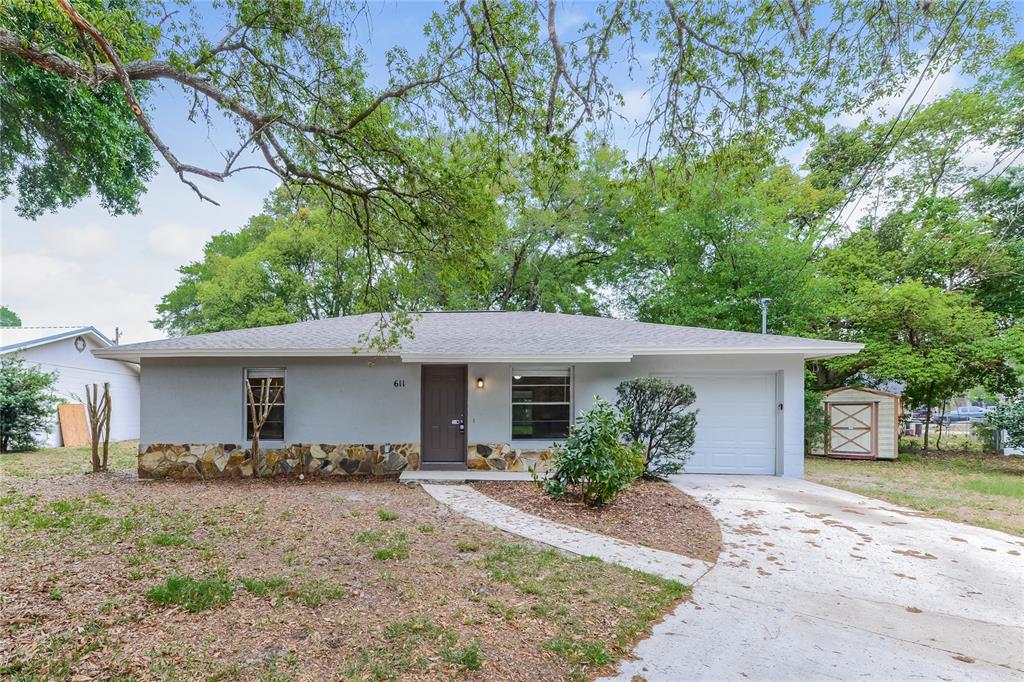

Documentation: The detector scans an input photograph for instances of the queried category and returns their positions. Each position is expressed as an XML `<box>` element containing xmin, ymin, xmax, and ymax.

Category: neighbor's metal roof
<box><xmin>0</xmin><ymin>326</ymin><xmax>112</xmax><ymax>354</ymax></box>
<box><xmin>92</xmin><ymin>312</ymin><xmax>862</xmax><ymax>363</ymax></box>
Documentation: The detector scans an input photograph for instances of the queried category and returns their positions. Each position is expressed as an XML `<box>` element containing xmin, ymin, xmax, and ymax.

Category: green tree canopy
<box><xmin>0</xmin><ymin>306</ymin><xmax>21</xmax><ymax>327</ymax></box>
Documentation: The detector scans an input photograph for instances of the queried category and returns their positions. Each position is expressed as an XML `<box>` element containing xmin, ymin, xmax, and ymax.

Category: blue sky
<box><xmin>1</xmin><ymin>1</ymin><xmax>1020</xmax><ymax>342</ymax></box>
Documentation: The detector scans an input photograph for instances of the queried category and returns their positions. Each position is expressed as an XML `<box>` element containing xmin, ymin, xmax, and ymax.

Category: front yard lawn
<box><xmin>805</xmin><ymin>451</ymin><xmax>1024</xmax><ymax>536</ymax></box>
<box><xmin>0</xmin><ymin>440</ymin><xmax>138</xmax><ymax>478</ymax></box>
<box><xmin>0</xmin><ymin>446</ymin><xmax>688</xmax><ymax>680</ymax></box>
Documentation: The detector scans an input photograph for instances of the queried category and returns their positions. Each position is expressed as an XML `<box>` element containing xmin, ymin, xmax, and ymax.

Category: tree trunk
<box><xmin>246</xmin><ymin>378</ymin><xmax>283</xmax><ymax>478</ymax></box>
<box><xmin>85</xmin><ymin>383</ymin><xmax>111</xmax><ymax>473</ymax></box>
<box><xmin>88</xmin><ymin>384</ymin><xmax>100</xmax><ymax>472</ymax></box>
<box><xmin>922</xmin><ymin>406</ymin><xmax>932</xmax><ymax>452</ymax></box>
<box><xmin>936</xmin><ymin>405</ymin><xmax>946</xmax><ymax>451</ymax></box>
<box><xmin>101</xmin><ymin>383</ymin><xmax>111</xmax><ymax>471</ymax></box>
<box><xmin>922</xmin><ymin>383</ymin><xmax>934</xmax><ymax>451</ymax></box>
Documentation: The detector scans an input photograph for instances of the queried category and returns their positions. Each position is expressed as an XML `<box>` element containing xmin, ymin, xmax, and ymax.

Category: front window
<box><xmin>245</xmin><ymin>368</ymin><xmax>285</xmax><ymax>441</ymax></box>
<box><xmin>511</xmin><ymin>370</ymin><xmax>571</xmax><ymax>439</ymax></box>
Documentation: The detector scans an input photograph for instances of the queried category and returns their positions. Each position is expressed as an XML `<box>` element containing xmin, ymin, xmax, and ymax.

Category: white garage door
<box><xmin>657</xmin><ymin>373</ymin><xmax>777</xmax><ymax>475</ymax></box>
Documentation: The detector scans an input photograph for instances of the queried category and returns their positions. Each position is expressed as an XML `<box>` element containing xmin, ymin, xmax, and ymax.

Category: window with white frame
<box><xmin>245</xmin><ymin>368</ymin><xmax>285</xmax><ymax>441</ymax></box>
<box><xmin>511</xmin><ymin>369</ymin><xmax>571</xmax><ymax>439</ymax></box>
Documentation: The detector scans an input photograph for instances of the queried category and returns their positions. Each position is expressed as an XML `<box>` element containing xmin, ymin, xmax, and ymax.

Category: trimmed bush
<box><xmin>615</xmin><ymin>377</ymin><xmax>698</xmax><ymax>478</ymax></box>
<box><xmin>541</xmin><ymin>398</ymin><xmax>643</xmax><ymax>507</ymax></box>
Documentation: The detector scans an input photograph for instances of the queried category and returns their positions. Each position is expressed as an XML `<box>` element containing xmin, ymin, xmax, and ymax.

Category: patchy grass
<box><xmin>347</xmin><ymin>617</ymin><xmax>480</xmax><ymax>679</ymax></box>
<box><xmin>806</xmin><ymin>451</ymin><xmax>1024</xmax><ymax>536</ymax></box>
<box><xmin>145</xmin><ymin>574</ymin><xmax>235</xmax><ymax>612</ymax></box>
<box><xmin>150</xmin><ymin>532</ymin><xmax>189</xmax><ymax>547</ymax></box>
<box><xmin>239</xmin><ymin>575</ymin><xmax>289</xmax><ymax>597</ymax></box>
<box><xmin>0</xmin><ymin>440</ymin><xmax>138</xmax><ymax>478</ymax></box>
<box><xmin>356</xmin><ymin>528</ymin><xmax>411</xmax><ymax>560</ymax></box>
<box><xmin>0</xmin><ymin>453</ymin><xmax>693</xmax><ymax>679</ymax></box>
<box><xmin>482</xmin><ymin>543</ymin><xmax>689</xmax><ymax>679</ymax></box>
<box><xmin>288</xmin><ymin>578</ymin><xmax>349</xmax><ymax>607</ymax></box>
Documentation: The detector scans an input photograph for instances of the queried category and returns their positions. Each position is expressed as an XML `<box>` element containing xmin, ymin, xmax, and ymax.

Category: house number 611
<box><xmin>393</xmin><ymin>379</ymin><xmax>406</xmax><ymax>388</ymax></box>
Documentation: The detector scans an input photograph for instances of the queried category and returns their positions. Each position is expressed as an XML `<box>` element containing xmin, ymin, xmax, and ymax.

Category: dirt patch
<box><xmin>472</xmin><ymin>480</ymin><xmax>721</xmax><ymax>563</ymax></box>
<box><xmin>0</xmin><ymin>460</ymin><xmax>688</xmax><ymax>680</ymax></box>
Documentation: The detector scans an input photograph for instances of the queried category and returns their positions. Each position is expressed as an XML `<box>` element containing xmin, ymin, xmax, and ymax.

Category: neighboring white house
<box><xmin>94</xmin><ymin>311</ymin><xmax>862</xmax><ymax>479</ymax></box>
<box><xmin>1</xmin><ymin>326</ymin><xmax>140</xmax><ymax>446</ymax></box>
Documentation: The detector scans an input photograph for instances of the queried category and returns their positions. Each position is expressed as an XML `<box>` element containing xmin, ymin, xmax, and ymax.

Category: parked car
<box><xmin>955</xmin><ymin>406</ymin><xmax>990</xmax><ymax>421</ymax></box>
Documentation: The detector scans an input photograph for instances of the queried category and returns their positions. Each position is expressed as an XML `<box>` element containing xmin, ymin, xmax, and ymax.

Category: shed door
<box><xmin>828</xmin><ymin>403</ymin><xmax>876</xmax><ymax>457</ymax></box>
<box><xmin>421</xmin><ymin>365</ymin><xmax>467</xmax><ymax>468</ymax></box>
<box><xmin>658</xmin><ymin>374</ymin><xmax>777</xmax><ymax>475</ymax></box>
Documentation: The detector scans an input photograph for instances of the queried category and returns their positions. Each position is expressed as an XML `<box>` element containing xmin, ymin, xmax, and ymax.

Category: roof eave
<box><xmin>399</xmin><ymin>353</ymin><xmax>634</xmax><ymax>363</ymax></box>
<box><xmin>94</xmin><ymin>344</ymin><xmax>863</xmax><ymax>364</ymax></box>
<box><xmin>1</xmin><ymin>326</ymin><xmax>112</xmax><ymax>354</ymax></box>
<box><xmin>633</xmin><ymin>345</ymin><xmax>864</xmax><ymax>358</ymax></box>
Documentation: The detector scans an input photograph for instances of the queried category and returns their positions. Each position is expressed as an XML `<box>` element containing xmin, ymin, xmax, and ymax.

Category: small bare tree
<box><xmin>246</xmin><ymin>378</ymin><xmax>283</xmax><ymax>477</ymax></box>
<box><xmin>85</xmin><ymin>382</ymin><xmax>111</xmax><ymax>473</ymax></box>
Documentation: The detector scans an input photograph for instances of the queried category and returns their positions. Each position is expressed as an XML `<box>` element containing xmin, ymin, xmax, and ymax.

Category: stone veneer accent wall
<box><xmin>139</xmin><ymin>443</ymin><xmax>420</xmax><ymax>479</ymax></box>
<box><xmin>467</xmin><ymin>443</ymin><xmax>553</xmax><ymax>472</ymax></box>
<box><xmin>139</xmin><ymin>442</ymin><xmax>554</xmax><ymax>479</ymax></box>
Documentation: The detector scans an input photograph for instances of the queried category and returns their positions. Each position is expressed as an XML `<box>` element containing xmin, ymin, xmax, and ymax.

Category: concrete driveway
<box><xmin>606</xmin><ymin>475</ymin><xmax>1024</xmax><ymax>681</ymax></box>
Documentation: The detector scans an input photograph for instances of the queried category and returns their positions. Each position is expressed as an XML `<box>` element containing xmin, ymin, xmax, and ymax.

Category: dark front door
<box><xmin>421</xmin><ymin>365</ymin><xmax>468</xmax><ymax>469</ymax></box>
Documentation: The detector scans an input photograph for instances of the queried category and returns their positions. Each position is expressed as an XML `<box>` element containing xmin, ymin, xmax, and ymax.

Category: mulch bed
<box><xmin>473</xmin><ymin>479</ymin><xmax>721</xmax><ymax>563</ymax></box>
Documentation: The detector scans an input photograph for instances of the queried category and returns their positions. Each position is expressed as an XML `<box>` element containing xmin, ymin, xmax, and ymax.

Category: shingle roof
<box><xmin>1</xmin><ymin>326</ymin><xmax>112</xmax><ymax>354</ymax></box>
<box><xmin>93</xmin><ymin>312</ymin><xmax>861</xmax><ymax>363</ymax></box>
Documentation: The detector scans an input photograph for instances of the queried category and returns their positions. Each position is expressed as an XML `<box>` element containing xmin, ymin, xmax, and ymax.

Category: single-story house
<box><xmin>1</xmin><ymin>326</ymin><xmax>141</xmax><ymax>446</ymax></box>
<box><xmin>93</xmin><ymin>312</ymin><xmax>861</xmax><ymax>479</ymax></box>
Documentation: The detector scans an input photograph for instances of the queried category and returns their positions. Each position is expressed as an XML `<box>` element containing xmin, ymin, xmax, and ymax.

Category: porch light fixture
<box><xmin>476</xmin><ymin>377</ymin><xmax>485</xmax><ymax>389</ymax></box>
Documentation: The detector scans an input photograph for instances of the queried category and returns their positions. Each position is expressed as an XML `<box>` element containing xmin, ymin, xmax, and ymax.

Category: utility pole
<box><xmin>759</xmin><ymin>298</ymin><xmax>771</xmax><ymax>335</ymax></box>
<box><xmin>114</xmin><ymin>326</ymin><xmax>121</xmax><ymax>345</ymax></box>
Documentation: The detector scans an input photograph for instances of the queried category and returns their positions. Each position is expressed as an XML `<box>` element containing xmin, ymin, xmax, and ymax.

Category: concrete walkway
<box><xmin>421</xmin><ymin>483</ymin><xmax>712</xmax><ymax>583</ymax></box>
<box><xmin>604</xmin><ymin>475</ymin><xmax>1024</xmax><ymax>681</ymax></box>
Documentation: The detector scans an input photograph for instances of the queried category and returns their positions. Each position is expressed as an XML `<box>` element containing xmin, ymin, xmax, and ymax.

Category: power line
<box><xmin>784</xmin><ymin>0</ymin><xmax>972</xmax><ymax>286</ymax></box>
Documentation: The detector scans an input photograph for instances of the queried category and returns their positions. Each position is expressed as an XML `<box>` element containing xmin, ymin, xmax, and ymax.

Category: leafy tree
<box><xmin>821</xmin><ymin>281</ymin><xmax>1022</xmax><ymax>449</ymax></box>
<box><xmin>0</xmin><ymin>0</ymin><xmax>157</xmax><ymax>217</ymax></box>
<box><xmin>539</xmin><ymin>398</ymin><xmax>643</xmax><ymax>507</ymax></box>
<box><xmin>0</xmin><ymin>306</ymin><xmax>21</xmax><ymax>327</ymax></box>
<box><xmin>1</xmin><ymin>0</ymin><xmax>1007</xmax><ymax>216</ymax></box>
<box><xmin>0</xmin><ymin>354</ymin><xmax>60</xmax><ymax>452</ymax></box>
<box><xmin>990</xmin><ymin>392</ymin><xmax>1024</xmax><ymax>450</ymax></box>
<box><xmin>615</xmin><ymin>377</ymin><xmax>698</xmax><ymax>479</ymax></box>
<box><xmin>613</xmin><ymin>142</ymin><xmax>842</xmax><ymax>334</ymax></box>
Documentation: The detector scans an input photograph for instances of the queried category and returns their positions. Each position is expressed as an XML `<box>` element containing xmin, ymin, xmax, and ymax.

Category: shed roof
<box><xmin>823</xmin><ymin>386</ymin><xmax>901</xmax><ymax>400</ymax></box>
<box><xmin>93</xmin><ymin>311</ymin><xmax>862</xmax><ymax>363</ymax></box>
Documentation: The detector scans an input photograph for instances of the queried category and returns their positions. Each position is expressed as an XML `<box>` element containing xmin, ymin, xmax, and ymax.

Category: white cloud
<box><xmin>1</xmin><ymin>251</ymin><xmax>159</xmax><ymax>341</ymax></box>
<box><xmin>147</xmin><ymin>222</ymin><xmax>214</xmax><ymax>261</ymax></box>
<box><xmin>44</xmin><ymin>222</ymin><xmax>115</xmax><ymax>259</ymax></box>
<box><xmin>617</xmin><ymin>88</ymin><xmax>651</xmax><ymax>121</ymax></box>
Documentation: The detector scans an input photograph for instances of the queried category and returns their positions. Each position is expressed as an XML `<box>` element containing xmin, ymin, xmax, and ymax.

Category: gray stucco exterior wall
<box><xmin>140</xmin><ymin>352</ymin><xmax>806</xmax><ymax>477</ymax></box>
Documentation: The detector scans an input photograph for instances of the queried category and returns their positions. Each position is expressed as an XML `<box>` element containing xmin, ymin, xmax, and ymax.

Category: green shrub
<box><xmin>0</xmin><ymin>354</ymin><xmax>60</xmax><ymax>452</ymax></box>
<box><xmin>991</xmin><ymin>392</ymin><xmax>1024</xmax><ymax>449</ymax></box>
<box><xmin>145</xmin><ymin>574</ymin><xmax>234</xmax><ymax>612</ymax></box>
<box><xmin>540</xmin><ymin>398</ymin><xmax>644</xmax><ymax>507</ymax></box>
<box><xmin>804</xmin><ymin>385</ymin><xmax>829</xmax><ymax>455</ymax></box>
<box><xmin>615</xmin><ymin>377</ymin><xmax>698</xmax><ymax>478</ymax></box>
